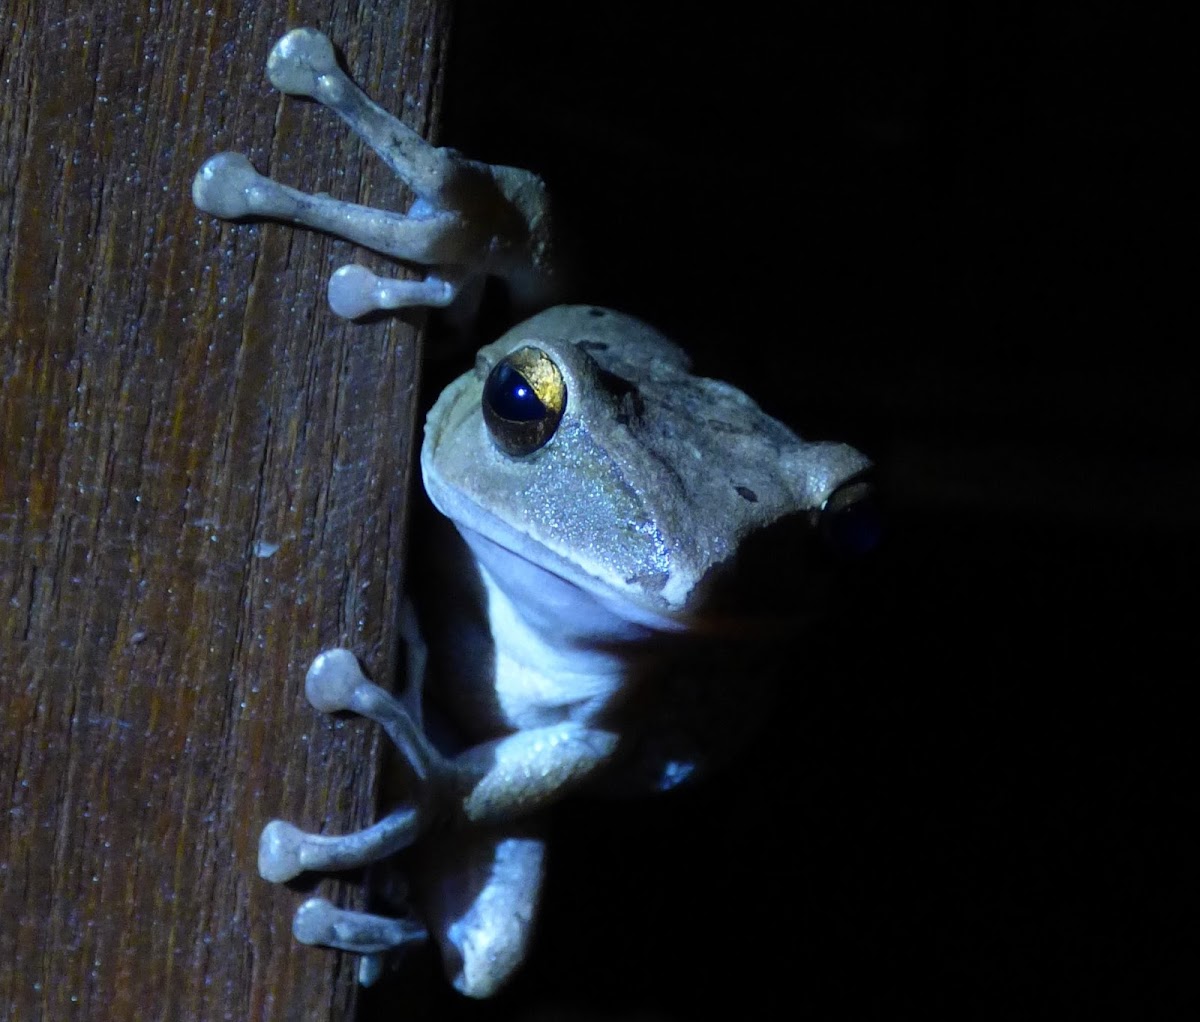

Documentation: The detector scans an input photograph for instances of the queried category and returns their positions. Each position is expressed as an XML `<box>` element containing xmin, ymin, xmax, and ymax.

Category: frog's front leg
<box><xmin>259</xmin><ymin>649</ymin><xmax>618</xmax><ymax>992</ymax></box>
<box><xmin>192</xmin><ymin>28</ymin><xmax>556</xmax><ymax>319</ymax></box>
<box><xmin>270</xmin><ymin>649</ymin><xmax>621</xmax><ymax>836</ymax></box>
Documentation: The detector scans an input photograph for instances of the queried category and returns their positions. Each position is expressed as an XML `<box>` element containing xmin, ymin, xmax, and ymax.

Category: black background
<box><xmin>363</xmin><ymin>4</ymin><xmax>1192</xmax><ymax>1017</ymax></box>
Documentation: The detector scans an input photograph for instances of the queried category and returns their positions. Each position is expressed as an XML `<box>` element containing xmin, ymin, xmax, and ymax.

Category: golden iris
<box><xmin>481</xmin><ymin>346</ymin><xmax>567</xmax><ymax>456</ymax></box>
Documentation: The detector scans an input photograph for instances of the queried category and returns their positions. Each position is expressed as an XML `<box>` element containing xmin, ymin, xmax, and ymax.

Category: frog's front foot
<box><xmin>303</xmin><ymin>648</ymin><xmax>440</xmax><ymax>784</ymax></box>
<box><xmin>257</xmin><ymin>649</ymin><xmax>436</xmax><ymax>883</ymax></box>
<box><xmin>256</xmin><ymin>648</ymin><xmax>439</xmax><ymax>978</ymax></box>
<box><xmin>193</xmin><ymin>27</ymin><xmax>557</xmax><ymax>319</ymax></box>
<box><xmin>259</xmin><ymin>645</ymin><xmax>552</xmax><ymax>995</ymax></box>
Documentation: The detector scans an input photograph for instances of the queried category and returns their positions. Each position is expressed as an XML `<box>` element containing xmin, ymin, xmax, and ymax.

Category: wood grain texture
<box><xmin>0</xmin><ymin>2</ymin><xmax>450</xmax><ymax>1018</ymax></box>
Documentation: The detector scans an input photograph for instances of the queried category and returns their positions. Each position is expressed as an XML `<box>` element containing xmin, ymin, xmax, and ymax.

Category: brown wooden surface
<box><xmin>0</xmin><ymin>2</ymin><xmax>449</xmax><ymax>1019</ymax></box>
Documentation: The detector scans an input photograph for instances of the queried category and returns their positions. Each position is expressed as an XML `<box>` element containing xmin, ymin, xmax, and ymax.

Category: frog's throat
<box><xmin>425</xmin><ymin>478</ymin><xmax>696</xmax><ymax>636</ymax></box>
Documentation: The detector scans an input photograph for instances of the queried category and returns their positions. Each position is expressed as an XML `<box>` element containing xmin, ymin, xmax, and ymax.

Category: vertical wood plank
<box><xmin>0</xmin><ymin>2</ymin><xmax>450</xmax><ymax>1018</ymax></box>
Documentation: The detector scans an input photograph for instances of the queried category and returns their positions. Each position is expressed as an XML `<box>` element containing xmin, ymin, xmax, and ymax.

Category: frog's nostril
<box><xmin>819</xmin><ymin>477</ymin><xmax>883</xmax><ymax>556</ymax></box>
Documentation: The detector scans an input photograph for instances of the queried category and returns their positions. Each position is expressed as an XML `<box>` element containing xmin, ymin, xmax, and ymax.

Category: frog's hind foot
<box><xmin>192</xmin><ymin>27</ymin><xmax>557</xmax><ymax>318</ymax></box>
<box><xmin>191</xmin><ymin>151</ymin><xmax>467</xmax><ymax>315</ymax></box>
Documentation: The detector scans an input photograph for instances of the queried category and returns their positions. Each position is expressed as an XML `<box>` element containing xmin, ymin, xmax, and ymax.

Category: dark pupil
<box><xmin>826</xmin><ymin>494</ymin><xmax>883</xmax><ymax>556</ymax></box>
<box><xmin>485</xmin><ymin>362</ymin><xmax>546</xmax><ymax>422</ymax></box>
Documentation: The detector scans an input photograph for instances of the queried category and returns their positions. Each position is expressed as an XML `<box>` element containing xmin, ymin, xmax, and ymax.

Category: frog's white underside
<box><xmin>456</xmin><ymin>526</ymin><xmax>665</xmax><ymax>729</ymax></box>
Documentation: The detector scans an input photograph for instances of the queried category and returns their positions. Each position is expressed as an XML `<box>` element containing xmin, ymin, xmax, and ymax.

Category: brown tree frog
<box><xmin>194</xmin><ymin>28</ymin><xmax>875</xmax><ymax>998</ymax></box>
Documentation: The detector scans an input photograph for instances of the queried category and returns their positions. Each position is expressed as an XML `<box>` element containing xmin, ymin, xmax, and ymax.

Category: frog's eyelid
<box><xmin>474</xmin><ymin>351</ymin><xmax>497</xmax><ymax>378</ymax></box>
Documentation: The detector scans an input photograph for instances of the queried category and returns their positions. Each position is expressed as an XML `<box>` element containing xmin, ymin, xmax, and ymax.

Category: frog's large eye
<box><xmin>819</xmin><ymin>476</ymin><xmax>882</xmax><ymax>556</ymax></box>
<box><xmin>482</xmin><ymin>346</ymin><xmax>567</xmax><ymax>457</ymax></box>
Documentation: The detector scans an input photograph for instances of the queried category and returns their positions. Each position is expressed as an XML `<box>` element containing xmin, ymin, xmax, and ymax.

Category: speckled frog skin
<box><xmin>194</xmin><ymin>28</ymin><xmax>874</xmax><ymax>998</ymax></box>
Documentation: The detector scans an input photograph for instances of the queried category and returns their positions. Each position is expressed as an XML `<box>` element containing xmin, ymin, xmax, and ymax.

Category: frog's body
<box><xmin>195</xmin><ymin>29</ymin><xmax>874</xmax><ymax>998</ymax></box>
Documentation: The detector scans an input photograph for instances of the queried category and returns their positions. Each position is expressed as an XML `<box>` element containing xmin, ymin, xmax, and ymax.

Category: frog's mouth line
<box><xmin>422</xmin><ymin>473</ymin><xmax>695</xmax><ymax>637</ymax></box>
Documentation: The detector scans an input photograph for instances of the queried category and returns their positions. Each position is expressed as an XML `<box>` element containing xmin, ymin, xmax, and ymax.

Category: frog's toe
<box><xmin>304</xmin><ymin>648</ymin><xmax>367</xmax><ymax>713</ymax></box>
<box><xmin>303</xmin><ymin>648</ymin><xmax>441</xmax><ymax>782</ymax></box>
<box><xmin>258</xmin><ymin>820</ymin><xmax>308</xmax><ymax>882</ymax></box>
<box><xmin>259</xmin><ymin>806</ymin><xmax>423</xmax><ymax>883</ymax></box>
<box><xmin>293</xmin><ymin>897</ymin><xmax>428</xmax><ymax>958</ymax></box>
<box><xmin>192</xmin><ymin>153</ymin><xmax>266</xmax><ymax>220</ymax></box>
<box><xmin>328</xmin><ymin>263</ymin><xmax>458</xmax><ymax>319</ymax></box>
<box><xmin>266</xmin><ymin>28</ymin><xmax>338</xmax><ymax>99</ymax></box>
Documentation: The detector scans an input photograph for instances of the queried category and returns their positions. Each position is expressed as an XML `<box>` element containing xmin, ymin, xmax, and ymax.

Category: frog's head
<box><xmin>421</xmin><ymin>306</ymin><xmax>875</xmax><ymax>631</ymax></box>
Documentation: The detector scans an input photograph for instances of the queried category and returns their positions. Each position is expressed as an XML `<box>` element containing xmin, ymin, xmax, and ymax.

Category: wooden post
<box><xmin>0</xmin><ymin>3</ymin><xmax>449</xmax><ymax>1017</ymax></box>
